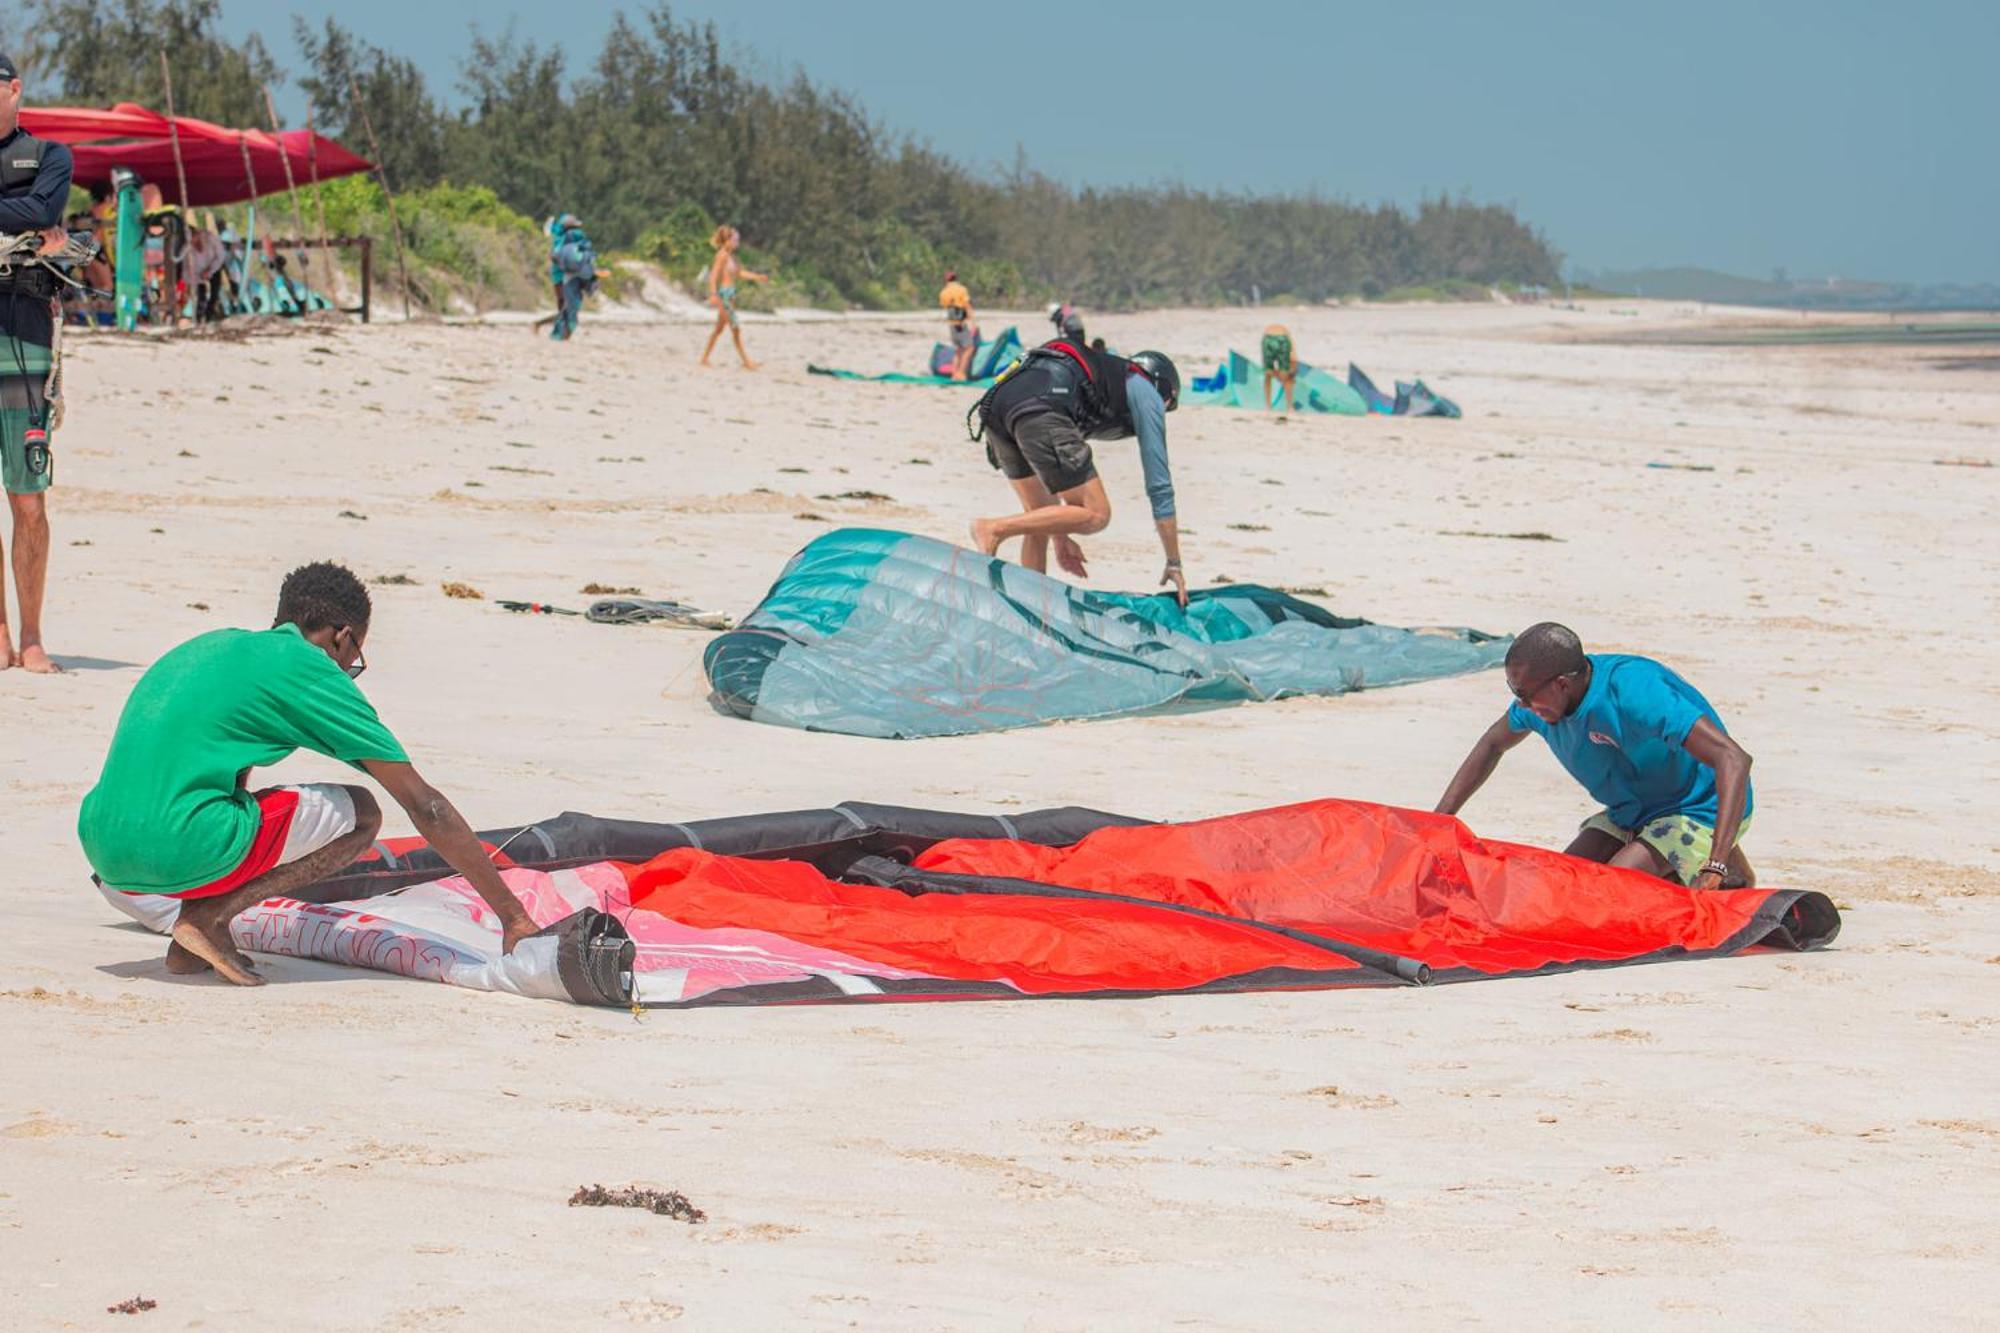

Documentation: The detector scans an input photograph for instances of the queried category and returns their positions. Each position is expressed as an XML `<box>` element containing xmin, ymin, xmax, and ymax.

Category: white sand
<box><xmin>2</xmin><ymin>302</ymin><xmax>1996</xmax><ymax>1328</ymax></box>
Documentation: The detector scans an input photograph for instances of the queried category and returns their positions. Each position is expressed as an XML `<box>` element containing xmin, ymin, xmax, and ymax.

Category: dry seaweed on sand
<box><xmin>581</xmin><ymin>583</ymin><xmax>644</xmax><ymax>595</ymax></box>
<box><xmin>441</xmin><ymin>581</ymin><xmax>485</xmax><ymax>600</ymax></box>
<box><xmin>107</xmin><ymin>1295</ymin><xmax>157</xmax><ymax>1315</ymax></box>
<box><xmin>1439</xmin><ymin>529</ymin><xmax>1563</xmax><ymax>542</ymax></box>
<box><xmin>568</xmin><ymin>1184</ymin><xmax>706</xmax><ymax>1223</ymax></box>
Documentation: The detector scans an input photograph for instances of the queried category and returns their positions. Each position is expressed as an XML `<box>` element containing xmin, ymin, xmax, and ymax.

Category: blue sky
<box><xmin>214</xmin><ymin>0</ymin><xmax>1995</xmax><ymax>284</ymax></box>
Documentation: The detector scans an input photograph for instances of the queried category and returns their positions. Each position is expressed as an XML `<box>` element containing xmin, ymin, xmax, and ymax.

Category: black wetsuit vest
<box><xmin>0</xmin><ymin>131</ymin><xmax>62</xmax><ymax>309</ymax></box>
<box><xmin>982</xmin><ymin>339</ymin><xmax>1139</xmax><ymax>441</ymax></box>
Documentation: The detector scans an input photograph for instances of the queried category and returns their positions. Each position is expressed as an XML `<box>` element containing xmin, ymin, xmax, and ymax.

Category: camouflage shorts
<box><xmin>1582</xmin><ymin>810</ymin><xmax>1751</xmax><ymax>887</ymax></box>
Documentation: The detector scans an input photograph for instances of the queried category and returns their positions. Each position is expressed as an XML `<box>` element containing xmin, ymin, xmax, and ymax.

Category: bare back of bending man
<box><xmin>79</xmin><ymin>562</ymin><xmax>538</xmax><ymax>986</ymax></box>
<box><xmin>1435</xmin><ymin>621</ymin><xmax>1757</xmax><ymax>891</ymax></box>
<box><xmin>969</xmin><ymin>341</ymin><xmax>1188</xmax><ymax>604</ymax></box>
<box><xmin>1261</xmin><ymin>324</ymin><xmax>1297</xmax><ymax>413</ymax></box>
<box><xmin>0</xmin><ymin>51</ymin><xmax>75</xmax><ymax>673</ymax></box>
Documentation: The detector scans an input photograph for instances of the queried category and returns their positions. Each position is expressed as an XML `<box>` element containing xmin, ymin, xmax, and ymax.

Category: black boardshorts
<box><xmin>987</xmin><ymin>407</ymin><xmax>1097</xmax><ymax>494</ymax></box>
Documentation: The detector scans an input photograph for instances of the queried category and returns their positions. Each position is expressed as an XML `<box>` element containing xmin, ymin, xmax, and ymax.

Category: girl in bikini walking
<box><xmin>699</xmin><ymin>225</ymin><xmax>770</xmax><ymax>370</ymax></box>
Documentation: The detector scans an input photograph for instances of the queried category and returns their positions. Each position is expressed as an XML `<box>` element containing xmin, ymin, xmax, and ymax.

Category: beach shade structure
<box><xmin>100</xmin><ymin>797</ymin><xmax>1843</xmax><ymax>1008</ymax></box>
<box><xmin>808</xmin><ymin>326</ymin><xmax>1023</xmax><ymax>386</ymax></box>
<box><xmin>1185</xmin><ymin>350</ymin><xmax>1368</xmax><ymax>414</ymax></box>
<box><xmin>21</xmin><ymin>104</ymin><xmax>372</xmax><ymax>206</ymax></box>
<box><xmin>1348</xmin><ymin>363</ymin><xmax>1463</xmax><ymax>418</ymax></box>
<box><xmin>18</xmin><ymin>102</ymin><xmax>175</xmax><ymax>142</ymax></box>
<box><xmin>700</xmin><ymin>528</ymin><xmax>1510</xmax><ymax>738</ymax></box>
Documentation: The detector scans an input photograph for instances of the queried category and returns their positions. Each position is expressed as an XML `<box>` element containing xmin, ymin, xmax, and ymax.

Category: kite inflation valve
<box><xmin>23</xmin><ymin>425</ymin><xmax>49</xmax><ymax>477</ymax></box>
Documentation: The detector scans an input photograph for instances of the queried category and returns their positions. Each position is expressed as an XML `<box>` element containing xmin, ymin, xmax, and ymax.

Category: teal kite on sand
<box><xmin>1187</xmin><ymin>350</ymin><xmax>1369</xmax><ymax>414</ymax></box>
<box><xmin>703</xmin><ymin>528</ymin><xmax>1511</xmax><ymax>738</ymax></box>
<box><xmin>808</xmin><ymin>326</ymin><xmax>1024</xmax><ymax>387</ymax></box>
<box><xmin>1185</xmin><ymin>352</ymin><xmax>1463</xmax><ymax>418</ymax></box>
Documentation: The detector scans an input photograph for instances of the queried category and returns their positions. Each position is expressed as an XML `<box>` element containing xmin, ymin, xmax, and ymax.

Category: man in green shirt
<box><xmin>79</xmin><ymin>561</ymin><xmax>537</xmax><ymax>986</ymax></box>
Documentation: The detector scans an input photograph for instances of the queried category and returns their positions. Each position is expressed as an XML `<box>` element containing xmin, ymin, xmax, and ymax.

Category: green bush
<box><xmin>626</xmin><ymin>201</ymin><xmax>718</xmax><ymax>285</ymax></box>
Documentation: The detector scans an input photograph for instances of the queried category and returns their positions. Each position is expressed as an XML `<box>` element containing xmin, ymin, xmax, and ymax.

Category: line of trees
<box><xmin>18</xmin><ymin>0</ymin><xmax>1563</xmax><ymax>309</ymax></box>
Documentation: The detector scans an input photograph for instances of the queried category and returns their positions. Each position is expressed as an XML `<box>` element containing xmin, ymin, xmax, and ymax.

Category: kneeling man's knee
<box><xmin>346</xmin><ymin>786</ymin><xmax>384</xmax><ymax>839</ymax></box>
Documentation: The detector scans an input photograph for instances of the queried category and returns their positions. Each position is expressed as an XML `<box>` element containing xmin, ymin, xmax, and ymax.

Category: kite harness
<box><xmin>967</xmin><ymin>340</ymin><xmax>1178</xmax><ymax>445</ymax></box>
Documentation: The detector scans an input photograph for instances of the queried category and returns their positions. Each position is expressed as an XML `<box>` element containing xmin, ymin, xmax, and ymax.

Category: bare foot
<box><xmin>168</xmin><ymin>917</ymin><xmax>264</xmax><ymax>986</ymax></box>
<box><xmin>0</xmin><ymin>627</ymin><xmax>13</xmax><ymax>670</ymax></box>
<box><xmin>969</xmin><ymin>517</ymin><xmax>1002</xmax><ymax>556</ymax></box>
<box><xmin>164</xmin><ymin>939</ymin><xmax>215</xmax><ymax>975</ymax></box>
<box><xmin>17</xmin><ymin>645</ymin><xmax>62</xmax><ymax>674</ymax></box>
<box><xmin>740</xmin><ymin>359</ymin><xmax>761</xmax><ymax>371</ymax></box>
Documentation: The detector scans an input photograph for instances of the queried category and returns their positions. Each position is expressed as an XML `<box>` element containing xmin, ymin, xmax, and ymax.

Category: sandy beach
<box><xmin>3</xmin><ymin>300</ymin><xmax>1996</xmax><ymax>1328</ymax></box>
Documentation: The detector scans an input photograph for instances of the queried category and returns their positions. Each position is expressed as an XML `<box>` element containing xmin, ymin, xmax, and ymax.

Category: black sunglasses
<box><xmin>1511</xmin><ymin>668</ymin><xmax>1576</xmax><ymax>705</ymax></box>
<box><xmin>337</xmin><ymin>625</ymin><xmax>368</xmax><ymax>680</ymax></box>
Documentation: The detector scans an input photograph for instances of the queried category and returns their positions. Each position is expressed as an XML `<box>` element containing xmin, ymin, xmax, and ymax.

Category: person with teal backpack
<box><xmin>546</xmin><ymin>213</ymin><xmax>596</xmax><ymax>341</ymax></box>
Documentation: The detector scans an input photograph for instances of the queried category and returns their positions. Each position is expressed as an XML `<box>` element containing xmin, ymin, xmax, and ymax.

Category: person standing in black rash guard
<box><xmin>0</xmin><ymin>51</ymin><xmax>75</xmax><ymax>673</ymax></box>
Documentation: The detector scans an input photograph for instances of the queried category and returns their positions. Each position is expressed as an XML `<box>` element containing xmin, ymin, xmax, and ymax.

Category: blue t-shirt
<box><xmin>1507</xmin><ymin>653</ymin><xmax>1750</xmax><ymax>827</ymax></box>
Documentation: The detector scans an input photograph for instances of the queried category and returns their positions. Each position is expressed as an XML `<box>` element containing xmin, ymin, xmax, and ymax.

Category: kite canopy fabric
<box><xmin>1188</xmin><ymin>350</ymin><xmax>1368</xmax><ymax>414</ymax></box>
<box><xmin>1348</xmin><ymin>363</ymin><xmax>1463</xmax><ymax>419</ymax></box>
<box><xmin>807</xmin><ymin>326</ymin><xmax>1023</xmax><ymax>386</ymax></box>
<box><xmin>101</xmin><ymin>798</ymin><xmax>1842</xmax><ymax>1008</ymax></box>
<box><xmin>20</xmin><ymin>104</ymin><xmax>372</xmax><ymax>206</ymax></box>
<box><xmin>702</xmin><ymin>528</ymin><xmax>1510</xmax><ymax>738</ymax></box>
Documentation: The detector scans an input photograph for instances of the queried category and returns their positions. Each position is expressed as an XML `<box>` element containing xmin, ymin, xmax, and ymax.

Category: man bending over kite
<box><xmin>1434</xmin><ymin>621</ymin><xmax>1756</xmax><ymax>889</ymax></box>
<box><xmin>78</xmin><ymin>561</ymin><xmax>538</xmax><ymax>985</ymax></box>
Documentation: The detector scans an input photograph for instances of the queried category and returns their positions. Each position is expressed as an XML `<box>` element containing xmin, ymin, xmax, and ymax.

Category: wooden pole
<box><xmin>303</xmin><ymin>106</ymin><xmax>343</xmax><ymax>310</ymax></box>
<box><xmin>347</xmin><ymin>75</ymin><xmax>412</xmax><ymax>320</ymax></box>
<box><xmin>235</xmin><ymin>133</ymin><xmax>287</xmax><ymax>311</ymax></box>
<box><xmin>157</xmin><ymin>51</ymin><xmax>194</xmax><ymax>325</ymax></box>
<box><xmin>304</xmin><ymin>108</ymin><xmax>334</xmax><ymax>255</ymax></box>
<box><xmin>261</xmin><ymin>85</ymin><xmax>315</xmax><ymax>285</ymax></box>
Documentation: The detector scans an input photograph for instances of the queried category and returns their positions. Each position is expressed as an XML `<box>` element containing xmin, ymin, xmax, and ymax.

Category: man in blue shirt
<box><xmin>0</xmin><ymin>51</ymin><xmax>76</xmax><ymax>674</ymax></box>
<box><xmin>1434</xmin><ymin>622</ymin><xmax>1756</xmax><ymax>889</ymax></box>
<box><xmin>969</xmin><ymin>342</ymin><xmax>1187</xmax><ymax>605</ymax></box>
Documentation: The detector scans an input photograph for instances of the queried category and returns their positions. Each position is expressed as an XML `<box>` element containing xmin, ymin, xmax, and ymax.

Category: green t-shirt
<box><xmin>78</xmin><ymin>624</ymin><xmax>409</xmax><ymax>894</ymax></box>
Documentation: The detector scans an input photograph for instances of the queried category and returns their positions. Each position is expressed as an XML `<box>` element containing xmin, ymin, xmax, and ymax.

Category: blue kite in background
<box><xmin>807</xmin><ymin>327</ymin><xmax>1025</xmax><ymax>387</ymax></box>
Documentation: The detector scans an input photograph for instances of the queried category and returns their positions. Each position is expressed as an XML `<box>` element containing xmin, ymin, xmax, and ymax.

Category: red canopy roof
<box><xmin>19</xmin><ymin>103</ymin><xmax>373</xmax><ymax>207</ymax></box>
<box><xmin>18</xmin><ymin>102</ymin><xmax>172</xmax><ymax>143</ymax></box>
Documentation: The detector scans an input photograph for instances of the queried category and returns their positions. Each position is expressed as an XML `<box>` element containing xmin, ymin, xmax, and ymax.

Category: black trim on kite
<box><xmin>845</xmin><ymin>855</ymin><xmax>1432</xmax><ymax>987</ymax></box>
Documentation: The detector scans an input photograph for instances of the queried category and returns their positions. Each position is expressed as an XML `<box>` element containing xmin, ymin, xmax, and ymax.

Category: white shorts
<box><xmin>99</xmin><ymin>783</ymin><xmax>360</xmax><ymax>934</ymax></box>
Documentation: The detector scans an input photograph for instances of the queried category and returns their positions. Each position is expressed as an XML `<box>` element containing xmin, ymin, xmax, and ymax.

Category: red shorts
<box><xmin>164</xmin><ymin>785</ymin><xmax>358</xmax><ymax>900</ymax></box>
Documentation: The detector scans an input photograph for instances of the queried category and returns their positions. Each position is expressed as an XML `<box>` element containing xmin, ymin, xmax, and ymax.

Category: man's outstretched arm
<box><xmin>364</xmin><ymin>760</ymin><xmax>538</xmax><ymax>953</ymax></box>
<box><xmin>1435</xmin><ymin>714</ymin><xmax>1529</xmax><ymax>816</ymax></box>
<box><xmin>1681</xmin><ymin>717</ymin><xmax>1753</xmax><ymax>887</ymax></box>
